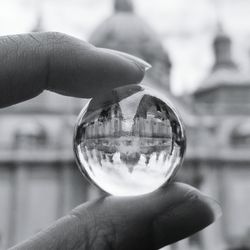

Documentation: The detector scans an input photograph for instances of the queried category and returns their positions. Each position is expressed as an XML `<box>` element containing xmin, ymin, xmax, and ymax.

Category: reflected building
<box><xmin>85</xmin><ymin>103</ymin><xmax>123</xmax><ymax>139</ymax></box>
<box><xmin>81</xmin><ymin>93</ymin><xmax>174</xmax><ymax>169</ymax></box>
<box><xmin>84</xmin><ymin>96</ymin><xmax>173</xmax><ymax>140</ymax></box>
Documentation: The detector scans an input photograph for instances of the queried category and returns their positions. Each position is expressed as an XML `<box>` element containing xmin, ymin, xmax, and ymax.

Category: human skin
<box><xmin>0</xmin><ymin>32</ymin><xmax>221</xmax><ymax>250</ymax></box>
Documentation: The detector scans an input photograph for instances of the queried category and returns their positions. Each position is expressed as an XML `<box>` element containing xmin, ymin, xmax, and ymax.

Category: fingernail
<box><xmin>98</xmin><ymin>48</ymin><xmax>152</xmax><ymax>72</ymax></box>
<box><xmin>185</xmin><ymin>187</ymin><xmax>222</xmax><ymax>222</ymax></box>
<box><xmin>202</xmin><ymin>195</ymin><xmax>222</xmax><ymax>221</ymax></box>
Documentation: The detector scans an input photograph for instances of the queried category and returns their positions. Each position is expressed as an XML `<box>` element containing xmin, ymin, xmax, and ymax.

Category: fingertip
<box><xmin>179</xmin><ymin>183</ymin><xmax>222</xmax><ymax>223</ymax></box>
<box><xmin>98</xmin><ymin>48</ymin><xmax>152</xmax><ymax>71</ymax></box>
<box><xmin>152</xmin><ymin>183</ymin><xmax>221</xmax><ymax>248</ymax></box>
<box><xmin>94</xmin><ymin>48</ymin><xmax>147</xmax><ymax>86</ymax></box>
<box><xmin>198</xmin><ymin>194</ymin><xmax>222</xmax><ymax>223</ymax></box>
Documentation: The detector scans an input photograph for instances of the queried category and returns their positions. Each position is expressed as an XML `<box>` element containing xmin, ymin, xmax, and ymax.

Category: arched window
<box><xmin>13</xmin><ymin>120</ymin><xmax>47</xmax><ymax>150</ymax></box>
<box><xmin>230</xmin><ymin>121</ymin><xmax>250</xmax><ymax>147</ymax></box>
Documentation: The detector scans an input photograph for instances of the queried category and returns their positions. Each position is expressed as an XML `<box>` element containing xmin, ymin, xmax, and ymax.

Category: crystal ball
<box><xmin>73</xmin><ymin>84</ymin><xmax>186</xmax><ymax>196</ymax></box>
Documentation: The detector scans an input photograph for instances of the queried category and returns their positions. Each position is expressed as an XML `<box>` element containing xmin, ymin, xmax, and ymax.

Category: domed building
<box><xmin>0</xmin><ymin>1</ymin><xmax>202</xmax><ymax>249</ymax></box>
<box><xmin>89</xmin><ymin>0</ymin><xmax>171</xmax><ymax>93</ymax></box>
<box><xmin>89</xmin><ymin>0</ymin><xmax>196</xmax><ymax>144</ymax></box>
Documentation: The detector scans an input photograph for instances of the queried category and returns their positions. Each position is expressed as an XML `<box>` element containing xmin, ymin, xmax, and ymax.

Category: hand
<box><xmin>0</xmin><ymin>32</ymin><xmax>221</xmax><ymax>250</ymax></box>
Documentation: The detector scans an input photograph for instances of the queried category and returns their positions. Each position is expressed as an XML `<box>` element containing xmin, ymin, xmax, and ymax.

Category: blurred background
<box><xmin>0</xmin><ymin>0</ymin><xmax>250</xmax><ymax>249</ymax></box>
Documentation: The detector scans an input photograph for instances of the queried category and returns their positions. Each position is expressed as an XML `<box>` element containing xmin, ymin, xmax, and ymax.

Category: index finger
<box><xmin>47</xmin><ymin>35</ymin><xmax>150</xmax><ymax>97</ymax></box>
<box><xmin>0</xmin><ymin>32</ymin><xmax>147</xmax><ymax>108</ymax></box>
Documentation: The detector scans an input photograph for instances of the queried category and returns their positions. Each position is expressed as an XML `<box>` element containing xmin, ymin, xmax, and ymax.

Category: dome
<box><xmin>194</xmin><ymin>23</ymin><xmax>250</xmax><ymax>94</ymax></box>
<box><xmin>89</xmin><ymin>0</ymin><xmax>171</xmax><ymax>92</ymax></box>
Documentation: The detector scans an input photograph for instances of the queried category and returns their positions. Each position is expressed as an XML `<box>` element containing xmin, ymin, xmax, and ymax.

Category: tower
<box><xmin>212</xmin><ymin>23</ymin><xmax>237</xmax><ymax>72</ymax></box>
<box><xmin>193</xmin><ymin>23</ymin><xmax>250</xmax><ymax>115</ymax></box>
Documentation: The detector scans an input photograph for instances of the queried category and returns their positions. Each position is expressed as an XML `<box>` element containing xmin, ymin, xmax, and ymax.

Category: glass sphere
<box><xmin>73</xmin><ymin>84</ymin><xmax>186</xmax><ymax>196</ymax></box>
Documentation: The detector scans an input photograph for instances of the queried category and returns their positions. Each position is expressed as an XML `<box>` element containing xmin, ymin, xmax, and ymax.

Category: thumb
<box><xmin>72</xmin><ymin>182</ymin><xmax>221</xmax><ymax>250</ymax></box>
<box><xmin>10</xmin><ymin>183</ymin><xmax>221</xmax><ymax>250</ymax></box>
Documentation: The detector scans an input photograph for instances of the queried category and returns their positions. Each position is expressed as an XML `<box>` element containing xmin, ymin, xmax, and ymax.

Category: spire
<box><xmin>212</xmin><ymin>21</ymin><xmax>237</xmax><ymax>71</ymax></box>
<box><xmin>32</xmin><ymin>15</ymin><xmax>43</xmax><ymax>32</ymax></box>
<box><xmin>114</xmin><ymin>0</ymin><xmax>134</xmax><ymax>13</ymax></box>
<box><xmin>31</xmin><ymin>3</ymin><xmax>43</xmax><ymax>32</ymax></box>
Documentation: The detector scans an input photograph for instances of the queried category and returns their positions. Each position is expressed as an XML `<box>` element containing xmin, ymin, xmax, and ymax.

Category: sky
<box><xmin>0</xmin><ymin>0</ymin><xmax>250</xmax><ymax>95</ymax></box>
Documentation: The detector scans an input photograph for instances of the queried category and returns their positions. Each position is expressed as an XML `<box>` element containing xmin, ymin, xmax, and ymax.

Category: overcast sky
<box><xmin>0</xmin><ymin>0</ymin><xmax>250</xmax><ymax>95</ymax></box>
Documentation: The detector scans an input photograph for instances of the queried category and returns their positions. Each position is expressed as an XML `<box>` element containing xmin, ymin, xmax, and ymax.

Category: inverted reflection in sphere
<box><xmin>73</xmin><ymin>85</ymin><xmax>186</xmax><ymax>196</ymax></box>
